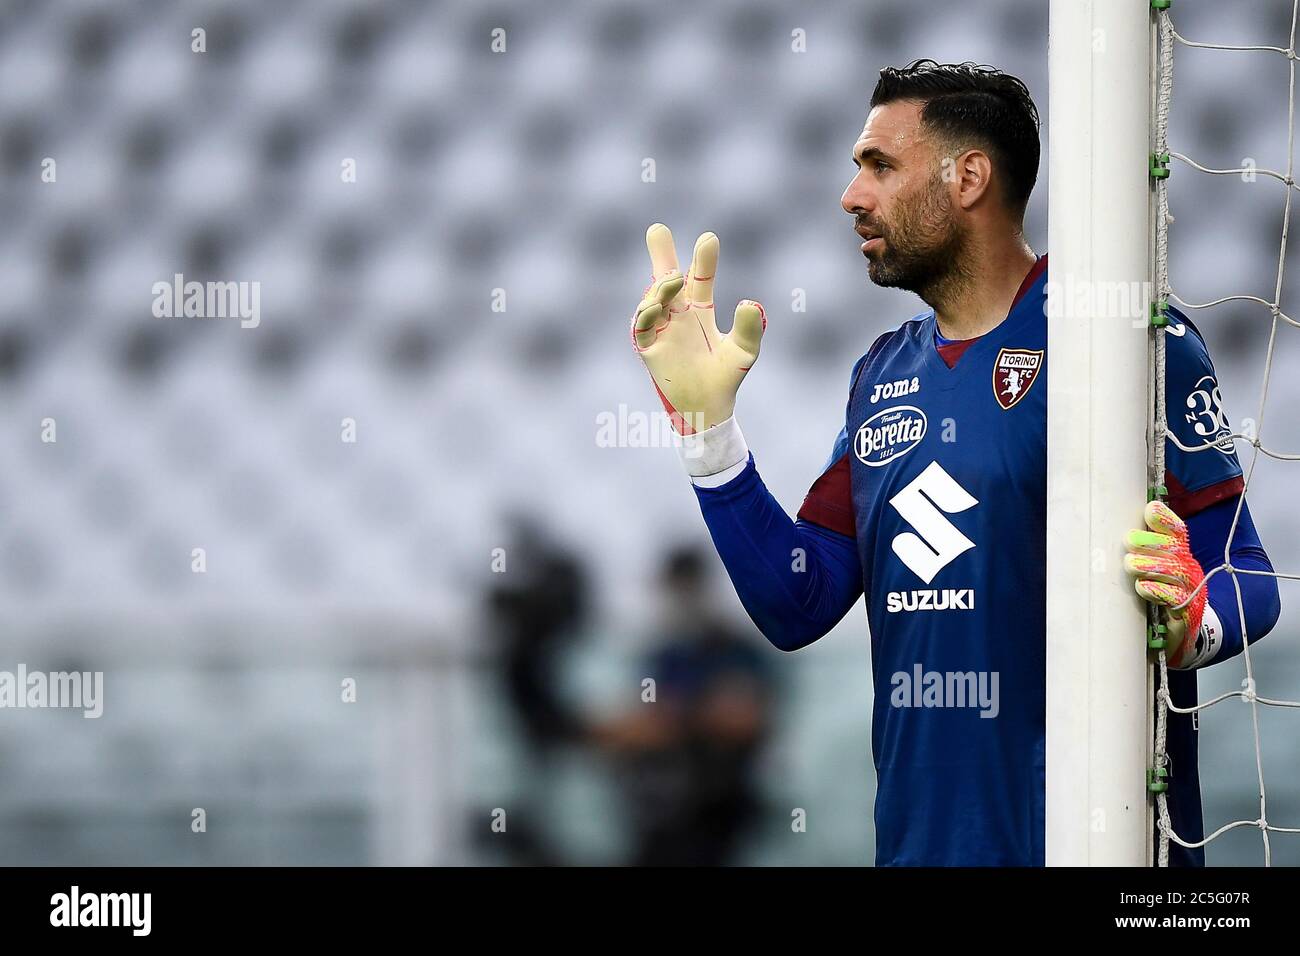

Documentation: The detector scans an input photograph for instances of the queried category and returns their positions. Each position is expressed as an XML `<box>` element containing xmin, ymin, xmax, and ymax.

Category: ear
<box><xmin>947</xmin><ymin>147</ymin><xmax>993</xmax><ymax>210</ymax></box>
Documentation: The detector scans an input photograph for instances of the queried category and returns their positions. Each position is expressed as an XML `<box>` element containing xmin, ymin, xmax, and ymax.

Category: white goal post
<box><xmin>1045</xmin><ymin>0</ymin><xmax>1155</xmax><ymax>866</ymax></box>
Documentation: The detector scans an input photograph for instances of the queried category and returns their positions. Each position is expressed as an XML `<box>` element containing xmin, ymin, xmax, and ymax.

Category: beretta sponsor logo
<box><xmin>854</xmin><ymin>405</ymin><xmax>927</xmax><ymax>467</ymax></box>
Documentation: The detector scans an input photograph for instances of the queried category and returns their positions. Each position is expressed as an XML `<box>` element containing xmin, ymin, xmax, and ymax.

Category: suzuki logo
<box><xmin>889</xmin><ymin>461</ymin><xmax>978</xmax><ymax>584</ymax></box>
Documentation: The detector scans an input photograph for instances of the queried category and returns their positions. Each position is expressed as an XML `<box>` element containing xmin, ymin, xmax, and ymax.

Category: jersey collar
<box><xmin>930</xmin><ymin>253</ymin><xmax>1048</xmax><ymax>370</ymax></box>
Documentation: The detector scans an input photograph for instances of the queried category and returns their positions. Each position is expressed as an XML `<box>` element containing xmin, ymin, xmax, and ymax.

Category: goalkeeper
<box><xmin>629</xmin><ymin>60</ymin><xmax>1280</xmax><ymax>866</ymax></box>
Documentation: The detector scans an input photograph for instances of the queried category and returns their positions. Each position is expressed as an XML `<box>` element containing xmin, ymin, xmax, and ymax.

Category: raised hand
<box><xmin>631</xmin><ymin>223</ymin><xmax>766</xmax><ymax>434</ymax></box>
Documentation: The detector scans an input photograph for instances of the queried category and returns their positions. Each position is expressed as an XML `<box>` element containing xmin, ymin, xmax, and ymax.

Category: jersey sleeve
<box><xmin>795</xmin><ymin>341</ymin><xmax>880</xmax><ymax>537</ymax></box>
<box><xmin>693</xmin><ymin>461</ymin><xmax>864</xmax><ymax>651</ymax></box>
<box><xmin>1162</xmin><ymin>309</ymin><xmax>1245</xmax><ymax>517</ymax></box>
<box><xmin>795</xmin><ymin>426</ymin><xmax>855</xmax><ymax>536</ymax></box>
<box><xmin>1183</xmin><ymin>494</ymin><xmax>1280</xmax><ymax>668</ymax></box>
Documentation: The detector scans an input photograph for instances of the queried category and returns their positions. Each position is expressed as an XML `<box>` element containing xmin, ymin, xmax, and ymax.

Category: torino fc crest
<box><xmin>992</xmin><ymin>348</ymin><xmax>1044</xmax><ymax>410</ymax></box>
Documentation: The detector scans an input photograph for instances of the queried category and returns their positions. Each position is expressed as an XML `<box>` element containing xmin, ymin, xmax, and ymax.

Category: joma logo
<box><xmin>870</xmin><ymin>377</ymin><xmax>920</xmax><ymax>404</ymax></box>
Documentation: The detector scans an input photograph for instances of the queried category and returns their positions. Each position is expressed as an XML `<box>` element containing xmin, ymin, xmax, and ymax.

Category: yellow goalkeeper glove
<box><xmin>631</xmin><ymin>223</ymin><xmax>766</xmax><ymax>435</ymax></box>
<box><xmin>1124</xmin><ymin>500</ymin><xmax>1208</xmax><ymax>669</ymax></box>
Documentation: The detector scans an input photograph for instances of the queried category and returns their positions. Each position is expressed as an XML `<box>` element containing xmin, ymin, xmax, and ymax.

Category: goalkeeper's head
<box><xmin>843</xmin><ymin>59</ymin><xmax>1041</xmax><ymax>299</ymax></box>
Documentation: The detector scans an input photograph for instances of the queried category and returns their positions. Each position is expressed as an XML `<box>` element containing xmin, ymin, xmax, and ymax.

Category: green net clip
<box><xmin>1151</xmin><ymin>0</ymin><xmax>1172</xmax><ymax>9</ymax></box>
<box><xmin>1148</xmin><ymin>484</ymin><xmax>1168</xmax><ymax>502</ymax></box>
<box><xmin>1148</xmin><ymin>766</ymin><xmax>1169</xmax><ymax>794</ymax></box>
<box><xmin>1150</xmin><ymin>152</ymin><xmax>1171</xmax><ymax>179</ymax></box>
<box><xmin>1147</xmin><ymin>623</ymin><xmax>1168</xmax><ymax>650</ymax></box>
<box><xmin>1150</xmin><ymin>298</ymin><xmax>1169</xmax><ymax>327</ymax></box>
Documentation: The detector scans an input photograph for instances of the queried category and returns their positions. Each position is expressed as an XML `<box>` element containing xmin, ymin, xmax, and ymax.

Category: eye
<box><xmin>874</xmin><ymin>159</ymin><xmax>891</xmax><ymax>174</ymax></box>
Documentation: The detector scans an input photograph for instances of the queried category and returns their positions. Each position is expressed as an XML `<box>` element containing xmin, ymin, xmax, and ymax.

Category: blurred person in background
<box><xmin>592</xmin><ymin>544</ymin><xmax>775</xmax><ymax>866</ymax></box>
<box><xmin>483</xmin><ymin>515</ymin><xmax>591</xmax><ymax>865</ymax></box>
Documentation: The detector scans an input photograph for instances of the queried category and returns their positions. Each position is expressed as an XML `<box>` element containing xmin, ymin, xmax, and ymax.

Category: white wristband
<box><xmin>675</xmin><ymin>416</ymin><xmax>750</xmax><ymax>488</ymax></box>
<box><xmin>1173</xmin><ymin>605</ymin><xmax>1224</xmax><ymax>670</ymax></box>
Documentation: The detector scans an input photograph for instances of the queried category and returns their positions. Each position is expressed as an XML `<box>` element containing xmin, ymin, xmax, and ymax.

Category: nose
<box><xmin>841</xmin><ymin>171</ymin><xmax>875</xmax><ymax>217</ymax></box>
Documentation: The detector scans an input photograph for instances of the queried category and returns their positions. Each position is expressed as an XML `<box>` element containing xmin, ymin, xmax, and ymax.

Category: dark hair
<box><xmin>871</xmin><ymin>59</ymin><xmax>1041</xmax><ymax>218</ymax></box>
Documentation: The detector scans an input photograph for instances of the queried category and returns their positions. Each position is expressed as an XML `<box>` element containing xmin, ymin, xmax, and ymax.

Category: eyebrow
<box><xmin>852</xmin><ymin>145</ymin><xmax>895</xmax><ymax>168</ymax></box>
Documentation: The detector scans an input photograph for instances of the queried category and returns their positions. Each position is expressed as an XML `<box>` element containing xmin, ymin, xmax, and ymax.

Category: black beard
<box><xmin>866</xmin><ymin>178</ymin><xmax>971</xmax><ymax>302</ymax></box>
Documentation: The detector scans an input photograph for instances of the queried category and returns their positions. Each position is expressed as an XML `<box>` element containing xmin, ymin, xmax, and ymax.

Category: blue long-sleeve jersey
<box><xmin>690</xmin><ymin>255</ymin><xmax>1280</xmax><ymax>866</ymax></box>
